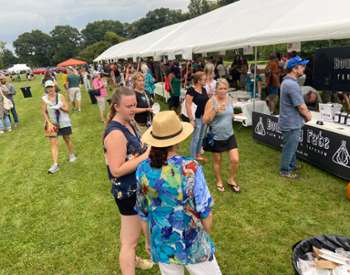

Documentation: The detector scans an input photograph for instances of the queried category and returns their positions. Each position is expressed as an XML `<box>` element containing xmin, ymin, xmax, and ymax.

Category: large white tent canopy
<box><xmin>95</xmin><ymin>0</ymin><xmax>350</xmax><ymax>62</ymax></box>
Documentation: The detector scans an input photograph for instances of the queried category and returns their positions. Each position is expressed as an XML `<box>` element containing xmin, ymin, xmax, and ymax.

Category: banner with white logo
<box><xmin>252</xmin><ymin>112</ymin><xmax>350</xmax><ymax>180</ymax></box>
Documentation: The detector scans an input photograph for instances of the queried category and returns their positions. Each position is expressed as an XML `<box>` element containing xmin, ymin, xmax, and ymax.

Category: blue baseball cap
<box><xmin>287</xmin><ymin>56</ymin><xmax>309</xmax><ymax>69</ymax></box>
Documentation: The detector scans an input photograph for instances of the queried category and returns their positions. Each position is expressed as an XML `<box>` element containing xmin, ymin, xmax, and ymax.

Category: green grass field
<box><xmin>0</xmin><ymin>75</ymin><xmax>349</xmax><ymax>275</ymax></box>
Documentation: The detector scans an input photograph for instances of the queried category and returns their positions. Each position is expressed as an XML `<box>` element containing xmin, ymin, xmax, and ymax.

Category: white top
<box><xmin>42</xmin><ymin>94</ymin><xmax>71</xmax><ymax>129</ymax></box>
<box><xmin>204</xmin><ymin>80</ymin><xmax>216</xmax><ymax>97</ymax></box>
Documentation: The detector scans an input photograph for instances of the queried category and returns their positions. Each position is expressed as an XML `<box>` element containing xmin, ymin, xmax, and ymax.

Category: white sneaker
<box><xmin>48</xmin><ymin>164</ymin><xmax>59</xmax><ymax>174</ymax></box>
<box><xmin>69</xmin><ymin>154</ymin><xmax>77</xmax><ymax>162</ymax></box>
<box><xmin>0</xmin><ymin>130</ymin><xmax>4</xmax><ymax>134</ymax></box>
<box><xmin>6</xmin><ymin>128</ymin><xmax>12</xmax><ymax>132</ymax></box>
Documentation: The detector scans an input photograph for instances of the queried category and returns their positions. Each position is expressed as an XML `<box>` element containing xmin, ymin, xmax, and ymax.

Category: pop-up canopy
<box><xmin>57</xmin><ymin>58</ymin><xmax>87</xmax><ymax>67</ymax></box>
<box><xmin>7</xmin><ymin>64</ymin><xmax>31</xmax><ymax>73</ymax></box>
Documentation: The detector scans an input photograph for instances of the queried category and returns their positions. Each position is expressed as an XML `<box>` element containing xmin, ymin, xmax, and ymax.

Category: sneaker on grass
<box><xmin>48</xmin><ymin>164</ymin><xmax>59</xmax><ymax>174</ymax></box>
<box><xmin>280</xmin><ymin>171</ymin><xmax>299</xmax><ymax>180</ymax></box>
<box><xmin>69</xmin><ymin>154</ymin><xmax>77</xmax><ymax>162</ymax></box>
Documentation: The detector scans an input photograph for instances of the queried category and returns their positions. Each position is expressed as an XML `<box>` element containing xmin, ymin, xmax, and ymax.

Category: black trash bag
<box><xmin>20</xmin><ymin>86</ymin><xmax>32</xmax><ymax>98</ymax></box>
<box><xmin>292</xmin><ymin>235</ymin><xmax>350</xmax><ymax>274</ymax></box>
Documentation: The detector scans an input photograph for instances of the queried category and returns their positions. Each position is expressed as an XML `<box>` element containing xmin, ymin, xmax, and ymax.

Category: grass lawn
<box><xmin>0</xmin><ymin>75</ymin><xmax>349</xmax><ymax>275</ymax></box>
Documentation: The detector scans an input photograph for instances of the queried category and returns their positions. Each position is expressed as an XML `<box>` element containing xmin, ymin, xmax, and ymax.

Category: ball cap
<box><xmin>45</xmin><ymin>80</ymin><xmax>55</xmax><ymax>88</ymax></box>
<box><xmin>287</xmin><ymin>55</ymin><xmax>309</xmax><ymax>70</ymax></box>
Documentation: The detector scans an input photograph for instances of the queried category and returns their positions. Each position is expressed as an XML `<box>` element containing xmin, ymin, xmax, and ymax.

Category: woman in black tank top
<box><xmin>103</xmin><ymin>88</ymin><xmax>152</xmax><ymax>274</ymax></box>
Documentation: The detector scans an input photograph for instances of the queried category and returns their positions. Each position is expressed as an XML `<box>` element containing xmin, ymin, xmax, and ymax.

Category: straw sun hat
<box><xmin>142</xmin><ymin>111</ymin><xmax>194</xmax><ymax>148</ymax></box>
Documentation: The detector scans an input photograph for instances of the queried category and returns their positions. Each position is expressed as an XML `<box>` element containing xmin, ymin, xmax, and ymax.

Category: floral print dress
<box><xmin>135</xmin><ymin>156</ymin><xmax>215</xmax><ymax>265</ymax></box>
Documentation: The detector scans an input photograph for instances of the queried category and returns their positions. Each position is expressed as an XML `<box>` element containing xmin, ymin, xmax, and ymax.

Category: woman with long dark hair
<box><xmin>135</xmin><ymin>111</ymin><xmax>222</xmax><ymax>275</ymax></box>
<box><xmin>103</xmin><ymin>87</ymin><xmax>153</xmax><ymax>274</ymax></box>
<box><xmin>185</xmin><ymin>71</ymin><xmax>209</xmax><ymax>161</ymax></box>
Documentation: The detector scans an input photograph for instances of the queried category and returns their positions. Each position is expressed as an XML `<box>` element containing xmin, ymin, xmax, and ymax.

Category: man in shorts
<box><xmin>65</xmin><ymin>67</ymin><xmax>82</xmax><ymax>112</ymax></box>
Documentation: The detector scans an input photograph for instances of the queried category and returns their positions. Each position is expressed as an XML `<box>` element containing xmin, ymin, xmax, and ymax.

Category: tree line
<box><xmin>0</xmin><ymin>0</ymin><xmax>237</xmax><ymax>68</ymax></box>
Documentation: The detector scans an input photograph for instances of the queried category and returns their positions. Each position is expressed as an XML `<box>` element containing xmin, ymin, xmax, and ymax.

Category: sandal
<box><xmin>216</xmin><ymin>183</ymin><xmax>225</xmax><ymax>192</ymax></box>
<box><xmin>196</xmin><ymin>155</ymin><xmax>208</xmax><ymax>162</ymax></box>
<box><xmin>227</xmin><ymin>180</ymin><xmax>241</xmax><ymax>193</ymax></box>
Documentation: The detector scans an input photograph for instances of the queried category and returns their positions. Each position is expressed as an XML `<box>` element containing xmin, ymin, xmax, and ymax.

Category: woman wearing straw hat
<box><xmin>135</xmin><ymin>111</ymin><xmax>222</xmax><ymax>275</ymax></box>
<box><xmin>103</xmin><ymin>87</ymin><xmax>153</xmax><ymax>274</ymax></box>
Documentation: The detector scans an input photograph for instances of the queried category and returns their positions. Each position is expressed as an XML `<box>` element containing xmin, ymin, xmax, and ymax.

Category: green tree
<box><xmin>50</xmin><ymin>25</ymin><xmax>83</xmax><ymax>64</ymax></box>
<box><xmin>188</xmin><ymin>0</ymin><xmax>214</xmax><ymax>18</ymax></box>
<box><xmin>0</xmin><ymin>42</ymin><xmax>18</xmax><ymax>69</ymax></box>
<box><xmin>78</xmin><ymin>41</ymin><xmax>112</xmax><ymax>62</ymax></box>
<box><xmin>0</xmin><ymin>41</ymin><xmax>5</xmax><ymax>68</ymax></box>
<box><xmin>217</xmin><ymin>0</ymin><xmax>239</xmax><ymax>7</ymax></box>
<box><xmin>2</xmin><ymin>49</ymin><xmax>18</xmax><ymax>68</ymax></box>
<box><xmin>128</xmin><ymin>8</ymin><xmax>187</xmax><ymax>38</ymax></box>
<box><xmin>81</xmin><ymin>20</ymin><xmax>125</xmax><ymax>46</ymax></box>
<box><xmin>104</xmin><ymin>31</ymin><xmax>126</xmax><ymax>44</ymax></box>
<box><xmin>13</xmin><ymin>30</ymin><xmax>52</xmax><ymax>66</ymax></box>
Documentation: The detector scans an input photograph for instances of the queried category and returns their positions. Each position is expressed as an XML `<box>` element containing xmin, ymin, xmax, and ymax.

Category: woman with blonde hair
<box><xmin>203</xmin><ymin>78</ymin><xmax>240</xmax><ymax>193</ymax></box>
<box><xmin>204</xmin><ymin>63</ymin><xmax>217</xmax><ymax>97</ymax></box>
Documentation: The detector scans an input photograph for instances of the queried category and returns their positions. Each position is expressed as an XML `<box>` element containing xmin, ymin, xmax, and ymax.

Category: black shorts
<box><xmin>114</xmin><ymin>194</ymin><xmax>137</xmax><ymax>216</ymax></box>
<box><xmin>58</xmin><ymin>127</ymin><xmax>72</xmax><ymax>136</ymax></box>
<box><xmin>168</xmin><ymin>96</ymin><xmax>180</xmax><ymax>108</ymax></box>
<box><xmin>207</xmin><ymin>135</ymin><xmax>238</xmax><ymax>153</ymax></box>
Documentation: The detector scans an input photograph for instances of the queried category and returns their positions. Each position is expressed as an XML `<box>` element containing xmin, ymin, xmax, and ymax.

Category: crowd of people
<box><xmin>0</xmin><ymin>51</ymin><xmax>349</xmax><ymax>275</ymax></box>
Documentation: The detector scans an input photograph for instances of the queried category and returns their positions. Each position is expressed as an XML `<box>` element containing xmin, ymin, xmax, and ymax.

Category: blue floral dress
<box><xmin>135</xmin><ymin>156</ymin><xmax>215</xmax><ymax>265</ymax></box>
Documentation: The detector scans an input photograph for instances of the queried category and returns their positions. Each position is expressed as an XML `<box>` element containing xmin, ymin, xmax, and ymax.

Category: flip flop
<box><xmin>227</xmin><ymin>180</ymin><xmax>241</xmax><ymax>193</ymax></box>
<box><xmin>216</xmin><ymin>183</ymin><xmax>225</xmax><ymax>192</ymax></box>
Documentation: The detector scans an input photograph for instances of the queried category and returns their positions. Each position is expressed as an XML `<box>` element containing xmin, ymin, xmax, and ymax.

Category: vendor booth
<box><xmin>94</xmin><ymin>0</ymin><xmax>350</xmax><ymax>182</ymax></box>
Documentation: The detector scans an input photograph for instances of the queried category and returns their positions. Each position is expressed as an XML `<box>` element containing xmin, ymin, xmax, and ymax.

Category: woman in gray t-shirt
<box><xmin>203</xmin><ymin>79</ymin><xmax>240</xmax><ymax>193</ymax></box>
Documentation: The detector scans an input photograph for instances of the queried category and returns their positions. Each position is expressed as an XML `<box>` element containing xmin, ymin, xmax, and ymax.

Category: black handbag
<box><xmin>89</xmin><ymin>89</ymin><xmax>101</xmax><ymax>96</ymax></box>
<box><xmin>202</xmin><ymin>126</ymin><xmax>215</xmax><ymax>152</ymax></box>
<box><xmin>88</xmin><ymin>89</ymin><xmax>100</xmax><ymax>104</ymax></box>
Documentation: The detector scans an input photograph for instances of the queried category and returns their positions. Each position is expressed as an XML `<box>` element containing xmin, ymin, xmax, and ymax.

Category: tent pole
<box><xmin>253</xmin><ymin>46</ymin><xmax>258</xmax><ymax>111</ymax></box>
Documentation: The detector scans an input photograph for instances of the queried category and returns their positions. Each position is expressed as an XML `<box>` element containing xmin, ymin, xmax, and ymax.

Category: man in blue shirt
<box><xmin>278</xmin><ymin>56</ymin><xmax>312</xmax><ymax>179</ymax></box>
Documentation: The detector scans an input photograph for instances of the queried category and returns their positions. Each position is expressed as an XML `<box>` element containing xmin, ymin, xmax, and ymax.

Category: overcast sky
<box><xmin>0</xmin><ymin>0</ymin><xmax>190</xmax><ymax>50</ymax></box>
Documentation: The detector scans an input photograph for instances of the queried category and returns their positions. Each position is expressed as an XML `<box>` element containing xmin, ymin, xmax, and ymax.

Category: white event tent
<box><xmin>95</xmin><ymin>0</ymin><xmax>350</xmax><ymax>62</ymax></box>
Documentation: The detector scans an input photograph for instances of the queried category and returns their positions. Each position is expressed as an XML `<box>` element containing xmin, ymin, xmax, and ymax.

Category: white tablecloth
<box><xmin>307</xmin><ymin>111</ymin><xmax>350</xmax><ymax>137</ymax></box>
<box><xmin>154</xmin><ymin>82</ymin><xmax>186</xmax><ymax>101</ymax></box>
<box><xmin>154</xmin><ymin>82</ymin><xmax>169</xmax><ymax>100</ymax></box>
<box><xmin>233</xmin><ymin>99</ymin><xmax>270</xmax><ymax>127</ymax></box>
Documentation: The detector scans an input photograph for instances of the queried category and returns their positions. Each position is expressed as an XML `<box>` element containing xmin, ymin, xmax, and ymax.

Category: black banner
<box><xmin>313</xmin><ymin>47</ymin><xmax>350</xmax><ymax>91</ymax></box>
<box><xmin>252</xmin><ymin>112</ymin><xmax>350</xmax><ymax>181</ymax></box>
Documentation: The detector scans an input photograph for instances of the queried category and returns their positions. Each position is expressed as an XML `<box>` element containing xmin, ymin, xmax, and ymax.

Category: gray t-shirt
<box><xmin>278</xmin><ymin>76</ymin><xmax>305</xmax><ymax>131</ymax></box>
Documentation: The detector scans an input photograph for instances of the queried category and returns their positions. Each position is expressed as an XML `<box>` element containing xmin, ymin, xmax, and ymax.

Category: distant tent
<box><xmin>57</xmin><ymin>58</ymin><xmax>87</xmax><ymax>67</ymax></box>
<box><xmin>7</xmin><ymin>64</ymin><xmax>31</xmax><ymax>74</ymax></box>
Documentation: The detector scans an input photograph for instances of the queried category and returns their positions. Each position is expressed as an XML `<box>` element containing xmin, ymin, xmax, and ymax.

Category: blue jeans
<box><xmin>190</xmin><ymin>118</ymin><xmax>206</xmax><ymax>158</ymax></box>
<box><xmin>280</xmin><ymin>128</ymin><xmax>301</xmax><ymax>174</ymax></box>
<box><xmin>9</xmin><ymin>99</ymin><xmax>19</xmax><ymax>123</ymax></box>
<box><xmin>0</xmin><ymin>114</ymin><xmax>11</xmax><ymax>131</ymax></box>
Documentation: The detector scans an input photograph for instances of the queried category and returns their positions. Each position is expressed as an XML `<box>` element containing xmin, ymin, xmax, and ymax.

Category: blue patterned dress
<box><xmin>135</xmin><ymin>156</ymin><xmax>215</xmax><ymax>265</ymax></box>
